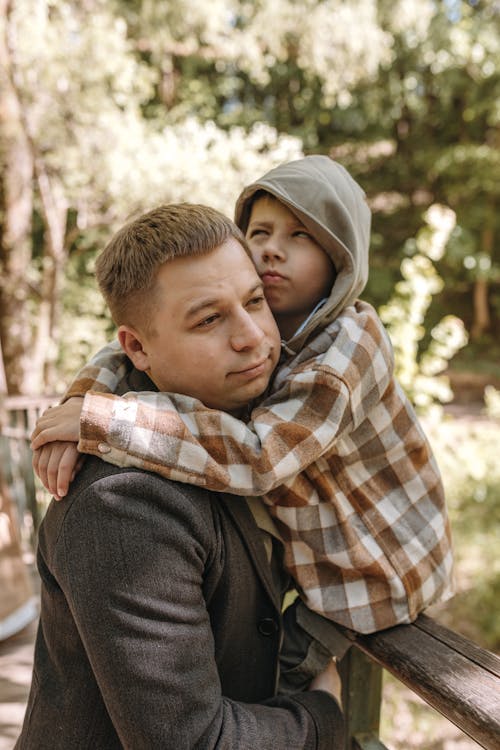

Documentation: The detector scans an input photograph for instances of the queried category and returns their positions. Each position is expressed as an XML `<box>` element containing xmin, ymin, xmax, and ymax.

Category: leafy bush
<box><xmin>425</xmin><ymin>417</ymin><xmax>500</xmax><ymax>651</ymax></box>
<box><xmin>484</xmin><ymin>385</ymin><xmax>500</xmax><ymax>419</ymax></box>
<box><xmin>379</xmin><ymin>205</ymin><xmax>468</xmax><ymax>416</ymax></box>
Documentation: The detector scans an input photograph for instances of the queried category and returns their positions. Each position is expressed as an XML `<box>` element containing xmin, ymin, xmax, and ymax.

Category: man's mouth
<box><xmin>230</xmin><ymin>356</ymin><xmax>270</xmax><ymax>380</ymax></box>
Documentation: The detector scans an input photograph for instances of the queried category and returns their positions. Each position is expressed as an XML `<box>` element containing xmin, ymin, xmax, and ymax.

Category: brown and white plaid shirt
<box><xmin>69</xmin><ymin>301</ymin><xmax>453</xmax><ymax>633</ymax></box>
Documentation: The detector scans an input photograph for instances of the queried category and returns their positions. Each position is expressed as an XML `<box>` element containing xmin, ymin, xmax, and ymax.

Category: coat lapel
<box><xmin>218</xmin><ymin>495</ymin><xmax>283</xmax><ymax>611</ymax></box>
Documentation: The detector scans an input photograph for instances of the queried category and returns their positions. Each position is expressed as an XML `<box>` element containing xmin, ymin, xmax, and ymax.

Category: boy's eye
<box><xmin>248</xmin><ymin>228</ymin><xmax>268</xmax><ymax>238</ymax></box>
<box><xmin>293</xmin><ymin>230</ymin><xmax>312</xmax><ymax>239</ymax></box>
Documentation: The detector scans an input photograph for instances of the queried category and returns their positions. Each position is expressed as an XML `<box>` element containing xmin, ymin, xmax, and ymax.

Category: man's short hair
<box><xmin>96</xmin><ymin>203</ymin><xmax>249</xmax><ymax>329</ymax></box>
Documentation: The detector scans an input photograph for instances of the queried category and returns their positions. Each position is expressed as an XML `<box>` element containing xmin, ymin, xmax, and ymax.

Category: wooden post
<box><xmin>339</xmin><ymin>648</ymin><xmax>388</xmax><ymax>750</ymax></box>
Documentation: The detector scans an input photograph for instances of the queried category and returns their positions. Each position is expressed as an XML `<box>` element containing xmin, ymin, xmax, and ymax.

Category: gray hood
<box><xmin>235</xmin><ymin>155</ymin><xmax>371</xmax><ymax>351</ymax></box>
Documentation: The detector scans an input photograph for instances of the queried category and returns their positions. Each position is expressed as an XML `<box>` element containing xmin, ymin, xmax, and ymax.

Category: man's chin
<box><xmin>239</xmin><ymin>377</ymin><xmax>271</xmax><ymax>408</ymax></box>
<box><xmin>212</xmin><ymin>377</ymin><xmax>270</xmax><ymax>414</ymax></box>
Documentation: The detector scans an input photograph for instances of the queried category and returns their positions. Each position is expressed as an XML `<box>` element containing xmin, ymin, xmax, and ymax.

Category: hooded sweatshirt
<box><xmin>65</xmin><ymin>157</ymin><xmax>453</xmax><ymax>633</ymax></box>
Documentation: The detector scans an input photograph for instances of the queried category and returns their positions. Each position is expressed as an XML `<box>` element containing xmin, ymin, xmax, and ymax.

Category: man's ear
<box><xmin>117</xmin><ymin>326</ymin><xmax>150</xmax><ymax>372</ymax></box>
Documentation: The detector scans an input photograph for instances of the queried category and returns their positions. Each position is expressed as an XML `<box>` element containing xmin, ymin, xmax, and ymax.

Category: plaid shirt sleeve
<box><xmin>78</xmin><ymin>367</ymin><xmax>355</xmax><ymax>494</ymax></box>
<box><xmin>63</xmin><ymin>340</ymin><xmax>131</xmax><ymax>400</ymax></box>
<box><xmin>77</xmin><ymin>308</ymin><xmax>393</xmax><ymax>496</ymax></box>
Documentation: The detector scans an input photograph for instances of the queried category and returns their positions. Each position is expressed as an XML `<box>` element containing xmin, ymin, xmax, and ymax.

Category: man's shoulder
<box><xmin>40</xmin><ymin>457</ymin><xmax>260</xmax><ymax>564</ymax></box>
<box><xmin>71</xmin><ymin>455</ymin><xmax>216</xmax><ymax>506</ymax></box>
<box><xmin>39</xmin><ymin>456</ymin><xmax>221</xmax><ymax>552</ymax></box>
<box><xmin>37</xmin><ymin>457</ymin><xmax>271</xmax><ymax>624</ymax></box>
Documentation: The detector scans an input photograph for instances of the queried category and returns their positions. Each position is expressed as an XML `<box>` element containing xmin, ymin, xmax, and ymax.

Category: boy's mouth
<box><xmin>261</xmin><ymin>270</ymin><xmax>287</xmax><ymax>285</ymax></box>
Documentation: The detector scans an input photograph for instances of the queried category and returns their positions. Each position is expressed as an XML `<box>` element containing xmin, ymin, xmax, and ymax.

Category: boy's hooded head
<box><xmin>235</xmin><ymin>156</ymin><xmax>371</xmax><ymax>348</ymax></box>
<box><xmin>243</xmin><ymin>192</ymin><xmax>337</xmax><ymax>341</ymax></box>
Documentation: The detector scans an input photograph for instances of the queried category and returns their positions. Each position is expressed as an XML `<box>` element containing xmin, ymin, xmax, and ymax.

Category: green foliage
<box><xmin>2</xmin><ymin>0</ymin><xmax>500</xmax><ymax>390</ymax></box>
<box><xmin>379</xmin><ymin>205</ymin><xmax>468</xmax><ymax>415</ymax></box>
<box><xmin>484</xmin><ymin>385</ymin><xmax>500</xmax><ymax>418</ymax></box>
<box><xmin>55</xmin><ymin>247</ymin><xmax>113</xmax><ymax>392</ymax></box>
<box><xmin>426</xmin><ymin>416</ymin><xmax>500</xmax><ymax>651</ymax></box>
<box><xmin>329</xmin><ymin>0</ymin><xmax>500</xmax><ymax>339</ymax></box>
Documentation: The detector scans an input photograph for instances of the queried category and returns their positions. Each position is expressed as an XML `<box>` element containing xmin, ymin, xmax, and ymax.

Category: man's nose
<box><xmin>230</xmin><ymin>310</ymin><xmax>266</xmax><ymax>351</ymax></box>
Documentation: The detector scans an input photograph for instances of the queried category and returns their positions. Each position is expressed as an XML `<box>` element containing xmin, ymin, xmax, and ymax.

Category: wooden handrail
<box><xmin>0</xmin><ymin>396</ymin><xmax>59</xmax><ymax>533</ymax></box>
<box><xmin>343</xmin><ymin>614</ymin><xmax>500</xmax><ymax>750</ymax></box>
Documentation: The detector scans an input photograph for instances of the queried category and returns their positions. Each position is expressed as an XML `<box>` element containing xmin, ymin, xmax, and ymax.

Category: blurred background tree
<box><xmin>1</xmin><ymin>0</ymin><xmax>498</xmax><ymax>395</ymax></box>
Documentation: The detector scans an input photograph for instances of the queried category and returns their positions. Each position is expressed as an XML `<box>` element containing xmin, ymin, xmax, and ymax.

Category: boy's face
<box><xmin>124</xmin><ymin>238</ymin><xmax>280</xmax><ymax>413</ymax></box>
<box><xmin>246</xmin><ymin>196</ymin><xmax>336</xmax><ymax>340</ymax></box>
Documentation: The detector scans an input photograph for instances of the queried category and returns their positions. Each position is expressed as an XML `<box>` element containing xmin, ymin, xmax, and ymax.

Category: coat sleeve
<box><xmin>76</xmin><ymin>366</ymin><xmax>354</xmax><ymax>496</ymax></box>
<box><xmin>49</xmin><ymin>470</ymin><xmax>343</xmax><ymax>749</ymax></box>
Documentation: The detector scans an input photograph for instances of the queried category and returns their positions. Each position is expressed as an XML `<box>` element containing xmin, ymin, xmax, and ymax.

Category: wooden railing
<box><xmin>1</xmin><ymin>398</ymin><xmax>499</xmax><ymax>749</ymax></box>
<box><xmin>339</xmin><ymin>615</ymin><xmax>500</xmax><ymax>749</ymax></box>
<box><xmin>0</xmin><ymin>394</ymin><xmax>58</xmax><ymax>535</ymax></box>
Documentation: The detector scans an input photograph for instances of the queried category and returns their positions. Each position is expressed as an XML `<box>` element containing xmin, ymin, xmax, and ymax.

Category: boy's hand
<box><xmin>31</xmin><ymin>397</ymin><xmax>84</xmax><ymax>449</ymax></box>
<box><xmin>32</xmin><ymin>441</ymin><xmax>84</xmax><ymax>500</ymax></box>
<box><xmin>308</xmin><ymin>658</ymin><xmax>342</xmax><ymax>709</ymax></box>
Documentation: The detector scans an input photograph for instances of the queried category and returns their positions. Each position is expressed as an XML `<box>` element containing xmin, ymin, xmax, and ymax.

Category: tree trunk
<box><xmin>471</xmin><ymin>226</ymin><xmax>493</xmax><ymax>340</ymax></box>
<box><xmin>0</xmin><ymin>0</ymin><xmax>35</xmax><ymax>395</ymax></box>
<box><xmin>30</xmin><ymin>172</ymin><xmax>68</xmax><ymax>392</ymax></box>
<box><xmin>471</xmin><ymin>278</ymin><xmax>490</xmax><ymax>340</ymax></box>
<box><xmin>1</xmin><ymin>1</ymin><xmax>68</xmax><ymax>394</ymax></box>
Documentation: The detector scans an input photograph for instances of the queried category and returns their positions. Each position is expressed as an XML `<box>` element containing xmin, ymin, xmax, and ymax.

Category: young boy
<box><xmin>32</xmin><ymin>156</ymin><xmax>453</xmax><ymax>634</ymax></box>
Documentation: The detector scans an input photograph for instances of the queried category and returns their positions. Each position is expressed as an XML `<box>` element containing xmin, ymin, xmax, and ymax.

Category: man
<box><xmin>17</xmin><ymin>204</ymin><xmax>344</xmax><ymax>749</ymax></box>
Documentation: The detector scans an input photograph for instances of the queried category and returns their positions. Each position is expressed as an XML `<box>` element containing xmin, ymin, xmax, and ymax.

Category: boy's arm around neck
<box><xmin>76</xmin><ymin>304</ymin><xmax>394</xmax><ymax>497</ymax></box>
<box><xmin>63</xmin><ymin>339</ymin><xmax>130</xmax><ymax>400</ymax></box>
<box><xmin>76</xmin><ymin>363</ymin><xmax>354</xmax><ymax>496</ymax></box>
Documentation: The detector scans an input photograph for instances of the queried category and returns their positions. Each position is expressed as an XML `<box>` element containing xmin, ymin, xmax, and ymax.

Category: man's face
<box><xmin>130</xmin><ymin>238</ymin><xmax>281</xmax><ymax>412</ymax></box>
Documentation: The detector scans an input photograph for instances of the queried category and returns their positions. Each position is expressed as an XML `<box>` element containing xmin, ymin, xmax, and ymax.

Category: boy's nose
<box><xmin>261</xmin><ymin>238</ymin><xmax>286</xmax><ymax>264</ymax></box>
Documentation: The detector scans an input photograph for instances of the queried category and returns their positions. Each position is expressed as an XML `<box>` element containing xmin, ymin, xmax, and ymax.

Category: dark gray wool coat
<box><xmin>16</xmin><ymin>450</ymin><xmax>343</xmax><ymax>749</ymax></box>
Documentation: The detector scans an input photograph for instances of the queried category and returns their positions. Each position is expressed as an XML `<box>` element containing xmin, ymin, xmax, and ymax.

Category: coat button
<box><xmin>258</xmin><ymin>618</ymin><xmax>278</xmax><ymax>636</ymax></box>
<box><xmin>98</xmin><ymin>443</ymin><xmax>111</xmax><ymax>454</ymax></box>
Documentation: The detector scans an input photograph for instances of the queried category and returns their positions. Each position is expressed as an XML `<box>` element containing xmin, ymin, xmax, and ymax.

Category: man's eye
<box><xmin>197</xmin><ymin>314</ymin><xmax>219</xmax><ymax>328</ymax></box>
<box><xmin>247</xmin><ymin>296</ymin><xmax>265</xmax><ymax>308</ymax></box>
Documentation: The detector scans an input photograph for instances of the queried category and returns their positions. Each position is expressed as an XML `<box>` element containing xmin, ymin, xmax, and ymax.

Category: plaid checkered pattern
<box><xmin>69</xmin><ymin>301</ymin><xmax>453</xmax><ymax>633</ymax></box>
